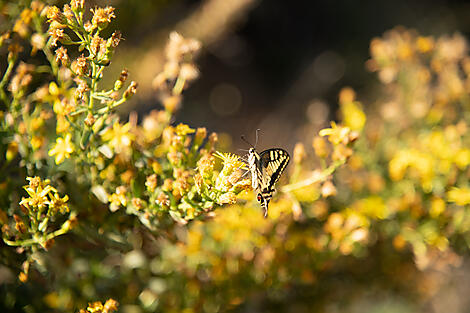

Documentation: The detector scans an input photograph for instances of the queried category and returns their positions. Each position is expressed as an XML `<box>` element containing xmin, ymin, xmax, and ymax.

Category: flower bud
<box><xmin>321</xmin><ymin>181</ymin><xmax>337</xmax><ymax>198</ymax></box>
<box><xmin>312</xmin><ymin>136</ymin><xmax>328</xmax><ymax>158</ymax></box>
<box><xmin>47</xmin><ymin>6</ymin><xmax>67</xmax><ymax>25</ymax></box>
<box><xmin>163</xmin><ymin>95</ymin><xmax>181</xmax><ymax>113</ymax></box>
<box><xmin>123</xmin><ymin>81</ymin><xmax>137</xmax><ymax>100</ymax></box>
<box><xmin>6</xmin><ymin>141</ymin><xmax>18</xmax><ymax>161</ymax></box>
<box><xmin>84</xmin><ymin>112</ymin><xmax>96</xmax><ymax>127</ymax></box>
<box><xmin>194</xmin><ymin>127</ymin><xmax>207</xmax><ymax>147</ymax></box>
<box><xmin>293</xmin><ymin>143</ymin><xmax>306</xmax><ymax>164</ymax></box>
<box><xmin>71</xmin><ymin>0</ymin><xmax>85</xmax><ymax>12</ymax></box>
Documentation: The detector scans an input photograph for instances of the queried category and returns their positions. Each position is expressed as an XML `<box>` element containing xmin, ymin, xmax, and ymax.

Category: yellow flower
<box><xmin>218</xmin><ymin>192</ymin><xmax>237</xmax><ymax>205</ymax></box>
<box><xmin>31</xmin><ymin>135</ymin><xmax>44</xmax><ymax>150</ymax></box>
<box><xmin>82</xmin><ymin>299</ymin><xmax>119</xmax><ymax>313</ymax></box>
<box><xmin>47</xmin><ymin>192</ymin><xmax>70</xmax><ymax>215</ymax></box>
<box><xmin>319</xmin><ymin>122</ymin><xmax>351</xmax><ymax>145</ymax></box>
<box><xmin>430</xmin><ymin>197</ymin><xmax>446</xmax><ymax>218</ymax></box>
<box><xmin>6</xmin><ymin>141</ymin><xmax>18</xmax><ymax>161</ymax></box>
<box><xmin>185</xmin><ymin>207</ymin><xmax>196</xmax><ymax>220</ymax></box>
<box><xmin>389</xmin><ymin>149</ymin><xmax>434</xmax><ymax>190</ymax></box>
<box><xmin>19</xmin><ymin>177</ymin><xmax>55</xmax><ymax>211</ymax></box>
<box><xmin>416</xmin><ymin>36</ymin><xmax>434</xmax><ymax>53</ymax></box>
<box><xmin>101</xmin><ymin>122</ymin><xmax>134</xmax><ymax>154</ymax></box>
<box><xmin>175</xmin><ymin>123</ymin><xmax>195</xmax><ymax>136</ymax></box>
<box><xmin>56</xmin><ymin>116</ymin><xmax>70</xmax><ymax>133</ymax></box>
<box><xmin>455</xmin><ymin>148</ymin><xmax>470</xmax><ymax>169</ymax></box>
<box><xmin>86</xmin><ymin>301</ymin><xmax>104</xmax><ymax>313</ymax></box>
<box><xmin>354</xmin><ymin>196</ymin><xmax>389</xmax><ymax>219</ymax></box>
<box><xmin>145</xmin><ymin>174</ymin><xmax>158</xmax><ymax>192</ymax></box>
<box><xmin>49</xmin><ymin>81</ymin><xmax>60</xmax><ymax>96</ymax></box>
<box><xmin>197</xmin><ymin>153</ymin><xmax>215</xmax><ymax>178</ymax></box>
<box><xmin>341</xmin><ymin>100</ymin><xmax>366</xmax><ymax>131</ymax></box>
<box><xmin>312</xmin><ymin>136</ymin><xmax>328</xmax><ymax>158</ymax></box>
<box><xmin>48</xmin><ymin>134</ymin><xmax>74</xmax><ymax>164</ymax></box>
<box><xmin>103</xmin><ymin>299</ymin><xmax>119</xmax><ymax>313</ymax></box>
<box><xmin>215</xmin><ymin>151</ymin><xmax>247</xmax><ymax>172</ymax></box>
<box><xmin>108</xmin><ymin>186</ymin><xmax>127</xmax><ymax>211</ymax></box>
<box><xmin>215</xmin><ymin>152</ymin><xmax>247</xmax><ymax>192</ymax></box>
<box><xmin>447</xmin><ymin>187</ymin><xmax>470</xmax><ymax>206</ymax></box>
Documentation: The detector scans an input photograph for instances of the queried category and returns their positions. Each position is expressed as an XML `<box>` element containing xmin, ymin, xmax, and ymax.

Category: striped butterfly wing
<box><xmin>257</xmin><ymin>148</ymin><xmax>290</xmax><ymax>217</ymax></box>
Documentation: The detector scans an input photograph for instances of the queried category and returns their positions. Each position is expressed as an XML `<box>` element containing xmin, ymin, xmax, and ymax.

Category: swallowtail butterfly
<box><xmin>246</xmin><ymin>145</ymin><xmax>290</xmax><ymax>218</ymax></box>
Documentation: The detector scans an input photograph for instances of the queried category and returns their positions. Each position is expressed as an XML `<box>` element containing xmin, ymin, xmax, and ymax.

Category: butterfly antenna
<box><xmin>238</xmin><ymin>148</ymin><xmax>250</xmax><ymax>152</ymax></box>
<box><xmin>240</xmin><ymin>135</ymin><xmax>254</xmax><ymax>148</ymax></box>
<box><xmin>254</xmin><ymin>129</ymin><xmax>261</xmax><ymax>149</ymax></box>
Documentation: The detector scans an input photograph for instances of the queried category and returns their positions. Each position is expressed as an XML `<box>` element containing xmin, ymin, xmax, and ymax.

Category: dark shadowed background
<box><xmin>103</xmin><ymin>0</ymin><xmax>470</xmax><ymax>151</ymax></box>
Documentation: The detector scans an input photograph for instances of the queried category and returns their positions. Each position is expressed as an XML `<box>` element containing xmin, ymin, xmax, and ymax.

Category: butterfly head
<box><xmin>248</xmin><ymin>147</ymin><xmax>255</xmax><ymax>154</ymax></box>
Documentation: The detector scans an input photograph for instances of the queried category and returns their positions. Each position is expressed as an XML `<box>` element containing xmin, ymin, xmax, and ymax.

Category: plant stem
<box><xmin>281</xmin><ymin>160</ymin><xmax>345</xmax><ymax>193</ymax></box>
<box><xmin>0</xmin><ymin>59</ymin><xmax>15</xmax><ymax>105</ymax></box>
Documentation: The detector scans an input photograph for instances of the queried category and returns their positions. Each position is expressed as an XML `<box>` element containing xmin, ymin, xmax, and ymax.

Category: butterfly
<box><xmin>243</xmin><ymin>134</ymin><xmax>290</xmax><ymax>217</ymax></box>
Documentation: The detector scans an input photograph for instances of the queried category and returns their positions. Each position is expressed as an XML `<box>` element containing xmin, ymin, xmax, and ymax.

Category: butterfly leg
<box><xmin>262</xmin><ymin>197</ymin><xmax>270</xmax><ymax>218</ymax></box>
<box><xmin>241</xmin><ymin>170</ymin><xmax>250</xmax><ymax>178</ymax></box>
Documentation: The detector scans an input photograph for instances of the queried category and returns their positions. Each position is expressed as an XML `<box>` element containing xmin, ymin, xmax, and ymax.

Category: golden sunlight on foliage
<box><xmin>2</xmin><ymin>1</ymin><xmax>470</xmax><ymax>312</ymax></box>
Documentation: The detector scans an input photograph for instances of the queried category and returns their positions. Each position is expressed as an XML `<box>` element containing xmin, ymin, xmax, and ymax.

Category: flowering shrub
<box><xmin>1</xmin><ymin>1</ymin><xmax>470</xmax><ymax>312</ymax></box>
<box><xmin>141</xmin><ymin>29</ymin><xmax>470</xmax><ymax>311</ymax></box>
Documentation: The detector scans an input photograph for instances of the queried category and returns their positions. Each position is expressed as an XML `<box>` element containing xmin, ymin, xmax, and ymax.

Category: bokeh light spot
<box><xmin>210</xmin><ymin>83</ymin><xmax>242</xmax><ymax>116</ymax></box>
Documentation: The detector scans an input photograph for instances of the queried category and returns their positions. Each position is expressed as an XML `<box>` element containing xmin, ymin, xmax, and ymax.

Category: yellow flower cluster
<box><xmin>213</xmin><ymin>152</ymin><xmax>250</xmax><ymax>203</ymax></box>
<box><xmin>146</xmin><ymin>28</ymin><xmax>470</xmax><ymax>313</ymax></box>
<box><xmin>94</xmin><ymin>119</ymin><xmax>250</xmax><ymax>224</ymax></box>
<box><xmin>334</xmin><ymin>27</ymin><xmax>470</xmax><ymax>267</ymax></box>
<box><xmin>7</xmin><ymin>0</ymin><xmax>470</xmax><ymax>311</ymax></box>
<box><xmin>79</xmin><ymin>299</ymin><xmax>118</xmax><ymax>313</ymax></box>
<box><xmin>2</xmin><ymin>177</ymin><xmax>76</xmax><ymax>280</ymax></box>
<box><xmin>19</xmin><ymin>176</ymin><xmax>69</xmax><ymax>214</ymax></box>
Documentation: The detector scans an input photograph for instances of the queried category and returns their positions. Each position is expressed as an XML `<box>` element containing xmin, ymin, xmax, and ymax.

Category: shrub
<box><xmin>1</xmin><ymin>1</ymin><xmax>470</xmax><ymax>313</ymax></box>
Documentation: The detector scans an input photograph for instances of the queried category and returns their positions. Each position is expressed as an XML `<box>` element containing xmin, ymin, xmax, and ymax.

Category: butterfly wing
<box><xmin>258</xmin><ymin>148</ymin><xmax>290</xmax><ymax>190</ymax></box>
<box><xmin>256</xmin><ymin>148</ymin><xmax>290</xmax><ymax>217</ymax></box>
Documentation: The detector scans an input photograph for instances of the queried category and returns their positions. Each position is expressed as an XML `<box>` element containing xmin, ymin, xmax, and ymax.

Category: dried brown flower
<box><xmin>90</xmin><ymin>34</ymin><xmax>106</xmax><ymax>57</ymax></box>
<box><xmin>55</xmin><ymin>46</ymin><xmax>69</xmax><ymax>66</ymax></box>
<box><xmin>71</xmin><ymin>54</ymin><xmax>88</xmax><ymax>76</ymax></box>
<box><xmin>84</xmin><ymin>113</ymin><xmax>96</xmax><ymax>127</ymax></box>
<box><xmin>74</xmin><ymin>78</ymin><xmax>89</xmax><ymax>100</ymax></box>
<box><xmin>108</xmin><ymin>31</ymin><xmax>122</xmax><ymax>48</ymax></box>
<box><xmin>48</xmin><ymin>27</ymin><xmax>65</xmax><ymax>47</ymax></box>
<box><xmin>123</xmin><ymin>81</ymin><xmax>138</xmax><ymax>99</ymax></box>
<box><xmin>47</xmin><ymin>6</ymin><xmax>66</xmax><ymax>25</ymax></box>
<box><xmin>91</xmin><ymin>6</ymin><xmax>115</xmax><ymax>29</ymax></box>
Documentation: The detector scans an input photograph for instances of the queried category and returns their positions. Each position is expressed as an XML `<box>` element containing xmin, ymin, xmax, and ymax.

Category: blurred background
<box><xmin>101</xmin><ymin>1</ymin><xmax>470</xmax><ymax>312</ymax></box>
<box><xmin>106</xmin><ymin>0</ymin><xmax>470</xmax><ymax>151</ymax></box>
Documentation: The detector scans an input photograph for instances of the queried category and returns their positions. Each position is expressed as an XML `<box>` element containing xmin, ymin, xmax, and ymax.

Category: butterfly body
<box><xmin>248</xmin><ymin>147</ymin><xmax>290</xmax><ymax>217</ymax></box>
